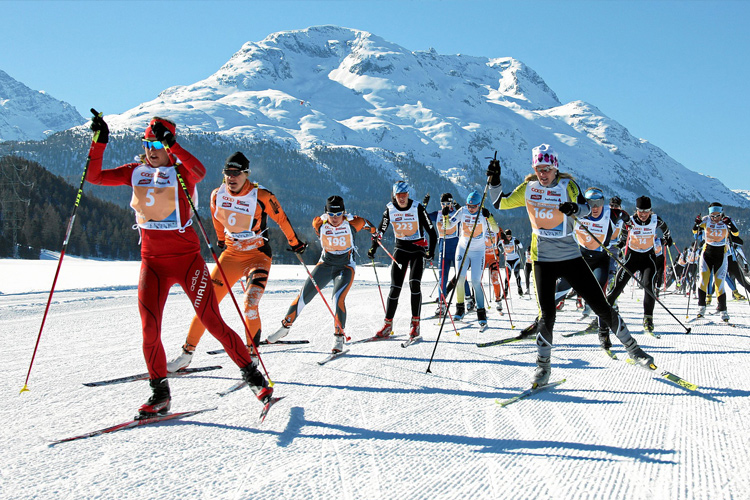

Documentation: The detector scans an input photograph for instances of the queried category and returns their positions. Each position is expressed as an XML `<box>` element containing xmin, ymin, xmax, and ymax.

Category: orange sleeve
<box><xmin>349</xmin><ymin>216</ymin><xmax>377</xmax><ymax>234</ymax></box>
<box><xmin>257</xmin><ymin>189</ymin><xmax>300</xmax><ymax>246</ymax></box>
<box><xmin>312</xmin><ymin>216</ymin><xmax>325</xmax><ymax>236</ymax></box>
<box><xmin>209</xmin><ymin>188</ymin><xmax>225</xmax><ymax>244</ymax></box>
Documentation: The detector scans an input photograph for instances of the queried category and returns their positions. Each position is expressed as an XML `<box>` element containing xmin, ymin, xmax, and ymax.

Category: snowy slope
<box><xmin>85</xmin><ymin>26</ymin><xmax>746</xmax><ymax>206</ymax></box>
<box><xmin>0</xmin><ymin>70</ymin><xmax>85</xmax><ymax>141</ymax></box>
<box><xmin>3</xmin><ymin>257</ymin><xmax>750</xmax><ymax>500</ymax></box>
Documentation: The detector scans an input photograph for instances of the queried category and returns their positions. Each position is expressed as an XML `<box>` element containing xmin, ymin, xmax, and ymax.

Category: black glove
<box><xmin>441</xmin><ymin>205</ymin><xmax>451</xmax><ymax>216</ymax></box>
<box><xmin>90</xmin><ymin>110</ymin><xmax>109</xmax><ymax>144</ymax></box>
<box><xmin>481</xmin><ymin>207</ymin><xmax>490</xmax><ymax>218</ymax></box>
<box><xmin>422</xmin><ymin>194</ymin><xmax>430</xmax><ymax>207</ymax></box>
<box><xmin>150</xmin><ymin>120</ymin><xmax>176</xmax><ymax>147</ymax></box>
<box><xmin>367</xmin><ymin>247</ymin><xmax>377</xmax><ymax>259</ymax></box>
<box><xmin>664</xmin><ymin>236</ymin><xmax>673</xmax><ymax>248</ymax></box>
<box><xmin>616</xmin><ymin>239</ymin><xmax>626</xmax><ymax>249</ymax></box>
<box><xmin>289</xmin><ymin>241</ymin><xmax>307</xmax><ymax>254</ymax></box>
<box><xmin>694</xmin><ymin>215</ymin><xmax>703</xmax><ymax>225</ymax></box>
<box><xmin>486</xmin><ymin>159</ymin><xmax>501</xmax><ymax>186</ymax></box>
<box><xmin>558</xmin><ymin>202</ymin><xmax>578</xmax><ymax>216</ymax></box>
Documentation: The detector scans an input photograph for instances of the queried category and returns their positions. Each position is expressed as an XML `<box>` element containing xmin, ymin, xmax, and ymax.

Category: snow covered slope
<box><xmin>2</xmin><ymin>257</ymin><xmax>750</xmax><ymax>499</ymax></box>
<box><xmin>0</xmin><ymin>70</ymin><xmax>85</xmax><ymax>141</ymax></box>
<box><xmin>92</xmin><ymin>26</ymin><xmax>745</xmax><ymax>206</ymax></box>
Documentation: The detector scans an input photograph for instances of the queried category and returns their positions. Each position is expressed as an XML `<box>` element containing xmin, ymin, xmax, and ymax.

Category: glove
<box><xmin>722</xmin><ymin>216</ymin><xmax>733</xmax><ymax>226</ymax></box>
<box><xmin>481</xmin><ymin>207</ymin><xmax>490</xmax><ymax>218</ymax></box>
<box><xmin>422</xmin><ymin>194</ymin><xmax>430</xmax><ymax>207</ymax></box>
<box><xmin>664</xmin><ymin>236</ymin><xmax>673</xmax><ymax>248</ymax></box>
<box><xmin>150</xmin><ymin>119</ymin><xmax>176</xmax><ymax>147</ymax></box>
<box><xmin>367</xmin><ymin>247</ymin><xmax>377</xmax><ymax>259</ymax></box>
<box><xmin>558</xmin><ymin>202</ymin><xmax>579</xmax><ymax>216</ymax></box>
<box><xmin>694</xmin><ymin>215</ymin><xmax>702</xmax><ymax>225</ymax></box>
<box><xmin>90</xmin><ymin>111</ymin><xmax>109</xmax><ymax>144</ymax></box>
<box><xmin>441</xmin><ymin>205</ymin><xmax>451</xmax><ymax>216</ymax></box>
<box><xmin>486</xmin><ymin>159</ymin><xmax>501</xmax><ymax>186</ymax></box>
<box><xmin>425</xmin><ymin>248</ymin><xmax>434</xmax><ymax>260</ymax></box>
<box><xmin>217</xmin><ymin>240</ymin><xmax>225</xmax><ymax>249</ymax></box>
<box><xmin>616</xmin><ymin>239</ymin><xmax>626</xmax><ymax>249</ymax></box>
<box><xmin>289</xmin><ymin>240</ymin><xmax>307</xmax><ymax>254</ymax></box>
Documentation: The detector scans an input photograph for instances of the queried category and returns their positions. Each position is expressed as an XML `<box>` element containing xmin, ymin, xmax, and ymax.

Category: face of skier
<box><xmin>143</xmin><ymin>141</ymin><xmax>170</xmax><ymax>167</ymax></box>
<box><xmin>327</xmin><ymin>211</ymin><xmax>344</xmax><ymax>227</ymax></box>
<box><xmin>466</xmin><ymin>203</ymin><xmax>479</xmax><ymax>214</ymax></box>
<box><xmin>636</xmin><ymin>208</ymin><xmax>652</xmax><ymax>222</ymax></box>
<box><xmin>223</xmin><ymin>168</ymin><xmax>248</xmax><ymax>194</ymax></box>
<box><xmin>533</xmin><ymin>164</ymin><xmax>557</xmax><ymax>186</ymax></box>
<box><xmin>591</xmin><ymin>205</ymin><xmax>603</xmax><ymax>217</ymax></box>
<box><xmin>394</xmin><ymin>192</ymin><xmax>409</xmax><ymax>209</ymax></box>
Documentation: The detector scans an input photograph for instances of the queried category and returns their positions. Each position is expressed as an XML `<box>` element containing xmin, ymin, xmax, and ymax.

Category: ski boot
<box><xmin>517</xmin><ymin>319</ymin><xmax>539</xmax><ymax>340</ymax></box>
<box><xmin>434</xmin><ymin>303</ymin><xmax>447</xmax><ymax>318</ymax></box>
<box><xmin>580</xmin><ymin>304</ymin><xmax>592</xmax><ymax>318</ymax></box>
<box><xmin>240</xmin><ymin>359</ymin><xmax>273</xmax><ymax>404</ymax></box>
<box><xmin>477</xmin><ymin>308</ymin><xmax>487</xmax><ymax>330</ymax></box>
<box><xmin>576</xmin><ymin>297</ymin><xmax>584</xmax><ymax>310</ymax></box>
<box><xmin>466</xmin><ymin>295</ymin><xmax>476</xmax><ymax>312</ymax></box>
<box><xmin>332</xmin><ymin>333</ymin><xmax>345</xmax><ymax>353</ymax></box>
<box><xmin>624</xmin><ymin>338</ymin><xmax>654</xmax><ymax>367</ymax></box>
<box><xmin>517</xmin><ymin>286</ymin><xmax>524</xmax><ymax>297</ymax></box>
<box><xmin>137</xmin><ymin>377</ymin><xmax>171</xmax><ymax>419</ymax></box>
<box><xmin>531</xmin><ymin>356</ymin><xmax>551</xmax><ymax>388</ymax></box>
<box><xmin>598</xmin><ymin>327</ymin><xmax>612</xmax><ymax>350</ymax></box>
<box><xmin>166</xmin><ymin>343</ymin><xmax>195</xmax><ymax>373</ymax></box>
<box><xmin>721</xmin><ymin>310</ymin><xmax>730</xmax><ymax>323</ymax></box>
<box><xmin>696</xmin><ymin>306</ymin><xmax>706</xmax><ymax>319</ymax></box>
<box><xmin>733</xmin><ymin>290</ymin><xmax>746</xmax><ymax>301</ymax></box>
<box><xmin>643</xmin><ymin>315</ymin><xmax>654</xmax><ymax>333</ymax></box>
<box><xmin>495</xmin><ymin>299</ymin><xmax>503</xmax><ymax>313</ymax></box>
<box><xmin>267</xmin><ymin>321</ymin><xmax>292</xmax><ymax>343</ymax></box>
<box><xmin>375</xmin><ymin>318</ymin><xmax>393</xmax><ymax>338</ymax></box>
<box><xmin>555</xmin><ymin>299</ymin><xmax>565</xmax><ymax>311</ymax></box>
<box><xmin>453</xmin><ymin>302</ymin><xmax>465</xmax><ymax>321</ymax></box>
<box><xmin>409</xmin><ymin>317</ymin><xmax>421</xmax><ymax>339</ymax></box>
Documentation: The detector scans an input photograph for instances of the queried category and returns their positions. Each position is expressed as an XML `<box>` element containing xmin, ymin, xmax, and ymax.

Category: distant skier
<box><xmin>368</xmin><ymin>181</ymin><xmax>437</xmax><ymax>340</ymax></box>
<box><xmin>86</xmin><ymin>116</ymin><xmax>274</xmax><ymax>417</ymax></box>
<box><xmin>166</xmin><ymin>151</ymin><xmax>306</xmax><ymax>372</ymax></box>
<box><xmin>500</xmin><ymin>229</ymin><xmax>525</xmax><ymax>296</ymax></box>
<box><xmin>692</xmin><ymin>202</ymin><xmax>740</xmax><ymax>321</ymax></box>
<box><xmin>606</xmin><ymin>195</ymin><xmax>673</xmax><ymax>333</ymax></box>
<box><xmin>487</xmin><ymin>144</ymin><xmax>653</xmax><ymax>387</ymax></box>
<box><xmin>267</xmin><ymin>195</ymin><xmax>377</xmax><ymax>352</ymax></box>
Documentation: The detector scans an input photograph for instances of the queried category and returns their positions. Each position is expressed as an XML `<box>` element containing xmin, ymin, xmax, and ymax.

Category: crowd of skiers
<box><xmin>85</xmin><ymin>113</ymin><xmax>748</xmax><ymax>416</ymax></box>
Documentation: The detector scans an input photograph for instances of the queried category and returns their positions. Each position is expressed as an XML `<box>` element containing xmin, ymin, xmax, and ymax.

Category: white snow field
<box><xmin>2</xmin><ymin>256</ymin><xmax>749</xmax><ymax>500</ymax></box>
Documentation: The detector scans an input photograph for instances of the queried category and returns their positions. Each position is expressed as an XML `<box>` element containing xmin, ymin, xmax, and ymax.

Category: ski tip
<box><xmin>19</xmin><ymin>385</ymin><xmax>29</xmax><ymax>395</ymax></box>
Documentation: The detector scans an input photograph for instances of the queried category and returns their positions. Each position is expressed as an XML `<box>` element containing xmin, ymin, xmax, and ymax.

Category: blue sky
<box><xmin>3</xmin><ymin>0</ymin><xmax>749</xmax><ymax>191</ymax></box>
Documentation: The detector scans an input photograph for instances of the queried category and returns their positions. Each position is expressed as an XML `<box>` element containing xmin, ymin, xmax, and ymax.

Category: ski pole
<box><xmin>572</xmin><ymin>215</ymin><xmax>691</xmax><ymax>334</ymax></box>
<box><xmin>494</xmin><ymin>245</ymin><xmax>514</xmax><ymax>328</ymax></box>
<box><xmin>370</xmin><ymin>259</ymin><xmax>387</xmax><ymax>314</ymax></box>
<box><xmin>375</xmin><ymin>237</ymin><xmax>402</xmax><ymax>269</ymax></box>
<box><xmin>428</xmin><ymin>152</ymin><xmax>495</xmax><ymax>373</ymax></box>
<box><xmin>170</xmin><ymin>155</ymin><xmax>274</xmax><ymax>385</ymax></box>
<box><xmin>294</xmin><ymin>253</ymin><xmax>349</xmax><ymax>340</ymax></box>
<box><xmin>21</xmin><ymin>108</ymin><xmax>101</xmax><ymax>394</ymax></box>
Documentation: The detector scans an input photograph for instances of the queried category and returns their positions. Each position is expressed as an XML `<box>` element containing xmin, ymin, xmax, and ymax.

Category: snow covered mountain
<box><xmin>90</xmin><ymin>25</ymin><xmax>745</xmax><ymax>207</ymax></box>
<box><xmin>0</xmin><ymin>70</ymin><xmax>85</xmax><ymax>141</ymax></box>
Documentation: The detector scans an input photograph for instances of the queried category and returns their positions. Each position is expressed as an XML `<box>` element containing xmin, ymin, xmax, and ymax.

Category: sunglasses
<box><xmin>709</xmin><ymin>212</ymin><xmax>723</xmax><ymax>218</ymax></box>
<box><xmin>223</xmin><ymin>169</ymin><xmax>245</xmax><ymax>177</ymax></box>
<box><xmin>467</xmin><ymin>204</ymin><xmax>478</xmax><ymax>209</ymax></box>
<box><xmin>534</xmin><ymin>165</ymin><xmax>555</xmax><ymax>174</ymax></box>
<box><xmin>142</xmin><ymin>140</ymin><xmax>165</xmax><ymax>150</ymax></box>
<box><xmin>327</xmin><ymin>211</ymin><xmax>344</xmax><ymax>217</ymax></box>
<box><xmin>636</xmin><ymin>209</ymin><xmax>652</xmax><ymax>214</ymax></box>
<box><xmin>441</xmin><ymin>201</ymin><xmax>453</xmax><ymax>206</ymax></box>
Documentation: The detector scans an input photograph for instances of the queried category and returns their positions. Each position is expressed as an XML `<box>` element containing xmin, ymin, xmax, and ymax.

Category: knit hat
<box><xmin>635</xmin><ymin>196</ymin><xmax>652</xmax><ymax>211</ymax></box>
<box><xmin>440</xmin><ymin>193</ymin><xmax>454</xmax><ymax>203</ymax></box>
<box><xmin>532</xmin><ymin>144</ymin><xmax>559</xmax><ymax>169</ymax></box>
<box><xmin>325</xmin><ymin>195</ymin><xmax>345</xmax><ymax>213</ymax></box>
<box><xmin>224</xmin><ymin>152</ymin><xmax>249</xmax><ymax>172</ymax></box>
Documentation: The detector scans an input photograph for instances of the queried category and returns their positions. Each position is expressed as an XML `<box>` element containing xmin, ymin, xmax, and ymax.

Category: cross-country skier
<box><xmin>442</xmin><ymin>190</ymin><xmax>500</xmax><ymax>328</ymax></box>
<box><xmin>166</xmin><ymin>152</ymin><xmax>306</xmax><ymax>372</ymax></box>
<box><xmin>86</xmin><ymin>117</ymin><xmax>274</xmax><ymax>417</ymax></box>
<box><xmin>606</xmin><ymin>195</ymin><xmax>673</xmax><ymax>333</ymax></box>
<box><xmin>487</xmin><ymin>144</ymin><xmax>653</xmax><ymax>387</ymax></box>
<box><xmin>267</xmin><ymin>195</ymin><xmax>376</xmax><ymax>352</ymax></box>
<box><xmin>692</xmin><ymin>202</ymin><xmax>740</xmax><ymax>321</ymax></box>
<box><xmin>500</xmin><ymin>229</ymin><xmax>525</xmax><ymax>297</ymax></box>
<box><xmin>368</xmin><ymin>181</ymin><xmax>437</xmax><ymax>340</ymax></box>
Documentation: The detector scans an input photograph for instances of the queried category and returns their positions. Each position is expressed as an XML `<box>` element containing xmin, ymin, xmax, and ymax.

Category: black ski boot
<box><xmin>137</xmin><ymin>377</ymin><xmax>171</xmax><ymax>419</ymax></box>
<box><xmin>598</xmin><ymin>327</ymin><xmax>612</xmax><ymax>350</ymax></box>
<box><xmin>453</xmin><ymin>302</ymin><xmax>465</xmax><ymax>321</ymax></box>
<box><xmin>241</xmin><ymin>359</ymin><xmax>273</xmax><ymax>404</ymax></box>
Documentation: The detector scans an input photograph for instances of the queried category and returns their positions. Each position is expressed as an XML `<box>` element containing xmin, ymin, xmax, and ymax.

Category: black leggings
<box><xmin>385</xmin><ymin>248</ymin><xmax>425</xmax><ymax>319</ymax></box>
<box><xmin>607</xmin><ymin>250</ymin><xmax>657</xmax><ymax>316</ymax></box>
<box><xmin>533</xmin><ymin>257</ymin><xmax>622</xmax><ymax>346</ymax></box>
